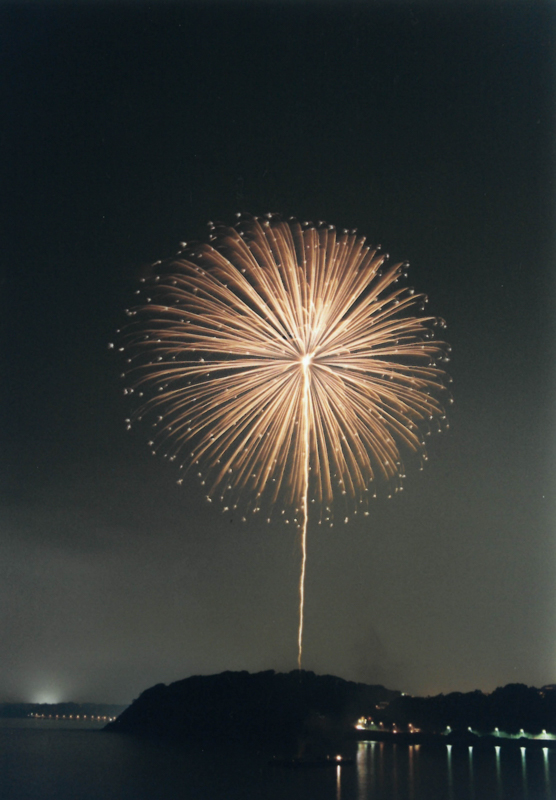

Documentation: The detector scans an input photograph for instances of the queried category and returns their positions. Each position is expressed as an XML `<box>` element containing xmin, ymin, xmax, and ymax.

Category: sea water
<box><xmin>1</xmin><ymin>719</ymin><xmax>554</xmax><ymax>800</ymax></box>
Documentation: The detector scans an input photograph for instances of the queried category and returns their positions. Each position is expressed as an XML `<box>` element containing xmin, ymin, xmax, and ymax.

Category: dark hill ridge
<box><xmin>375</xmin><ymin>683</ymin><xmax>556</xmax><ymax>735</ymax></box>
<box><xmin>104</xmin><ymin>670</ymin><xmax>397</xmax><ymax>745</ymax></box>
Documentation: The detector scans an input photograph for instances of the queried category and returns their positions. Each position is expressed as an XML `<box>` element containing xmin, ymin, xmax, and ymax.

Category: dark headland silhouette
<box><xmin>104</xmin><ymin>670</ymin><xmax>556</xmax><ymax>750</ymax></box>
<box><xmin>105</xmin><ymin>670</ymin><xmax>395</xmax><ymax>749</ymax></box>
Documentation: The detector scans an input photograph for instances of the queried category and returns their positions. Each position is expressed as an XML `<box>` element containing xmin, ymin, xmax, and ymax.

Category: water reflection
<box><xmin>3</xmin><ymin>724</ymin><xmax>556</xmax><ymax>800</ymax></box>
<box><xmin>356</xmin><ymin>742</ymin><xmax>367</xmax><ymax>798</ymax></box>
<box><xmin>408</xmin><ymin>745</ymin><xmax>415</xmax><ymax>800</ymax></box>
<box><xmin>495</xmin><ymin>745</ymin><xmax>502</xmax><ymax>799</ymax></box>
<box><xmin>446</xmin><ymin>745</ymin><xmax>453</xmax><ymax>800</ymax></box>
<box><xmin>354</xmin><ymin>738</ymin><xmax>553</xmax><ymax>800</ymax></box>
<box><xmin>379</xmin><ymin>742</ymin><xmax>385</xmax><ymax>788</ymax></box>
<box><xmin>357</xmin><ymin>741</ymin><xmax>375</xmax><ymax>799</ymax></box>
<box><xmin>520</xmin><ymin>747</ymin><xmax>528</xmax><ymax>800</ymax></box>
<box><xmin>468</xmin><ymin>746</ymin><xmax>475</xmax><ymax>800</ymax></box>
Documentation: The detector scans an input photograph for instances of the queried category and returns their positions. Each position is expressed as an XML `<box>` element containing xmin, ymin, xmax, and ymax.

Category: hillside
<box><xmin>104</xmin><ymin>669</ymin><xmax>397</xmax><ymax>747</ymax></box>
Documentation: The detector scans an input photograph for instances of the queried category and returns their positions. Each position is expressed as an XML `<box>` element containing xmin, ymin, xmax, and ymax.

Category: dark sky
<box><xmin>2</xmin><ymin>0</ymin><xmax>555</xmax><ymax>704</ymax></box>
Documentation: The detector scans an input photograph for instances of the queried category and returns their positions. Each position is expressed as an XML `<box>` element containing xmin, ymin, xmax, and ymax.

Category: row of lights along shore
<box><xmin>28</xmin><ymin>713</ymin><xmax>116</xmax><ymax>721</ymax></box>
<box><xmin>355</xmin><ymin>718</ymin><xmax>556</xmax><ymax>739</ymax></box>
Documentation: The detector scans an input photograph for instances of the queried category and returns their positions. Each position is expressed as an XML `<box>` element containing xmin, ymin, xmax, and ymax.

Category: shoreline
<box><xmin>353</xmin><ymin>729</ymin><xmax>556</xmax><ymax>750</ymax></box>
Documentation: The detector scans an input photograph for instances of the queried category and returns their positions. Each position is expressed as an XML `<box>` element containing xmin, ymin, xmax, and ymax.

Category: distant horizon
<box><xmin>3</xmin><ymin>667</ymin><xmax>555</xmax><ymax>708</ymax></box>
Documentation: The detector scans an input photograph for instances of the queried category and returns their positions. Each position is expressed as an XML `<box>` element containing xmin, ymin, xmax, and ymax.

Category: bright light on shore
<box><xmin>31</xmin><ymin>691</ymin><xmax>63</xmax><ymax>705</ymax></box>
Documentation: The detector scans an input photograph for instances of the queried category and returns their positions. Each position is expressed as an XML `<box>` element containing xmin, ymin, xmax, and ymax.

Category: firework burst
<box><xmin>119</xmin><ymin>213</ymin><xmax>451</xmax><ymax>666</ymax></box>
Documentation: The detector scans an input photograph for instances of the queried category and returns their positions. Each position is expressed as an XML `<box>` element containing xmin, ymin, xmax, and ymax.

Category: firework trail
<box><xmin>119</xmin><ymin>213</ymin><xmax>450</xmax><ymax>668</ymax></box>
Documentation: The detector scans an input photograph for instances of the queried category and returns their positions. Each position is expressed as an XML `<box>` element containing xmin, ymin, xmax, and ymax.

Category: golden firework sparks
<box><xmin>120</xmin><ymin>213</ymin><xmax>451</xmax><ymax>667</ymax></box>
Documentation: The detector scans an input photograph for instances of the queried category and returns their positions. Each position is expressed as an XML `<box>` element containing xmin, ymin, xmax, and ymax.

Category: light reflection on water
<box><xmin>496</xmin><ymin>745</ymin><xmax>502</xmax><ymax>799</ymax></box>
<box><xmin>1</xmin><ymin>722</ymin><xmax>555</xmax><ymax>800</ymax></box>
<box><xmin>447</xmin><ymin>744</ymin><xmax>453</xmax><ymax>800</ymax></box>
<box><xmin>354</xmin><ymin>739</ymin><xmax>555</xmax><ymax>800</ymax></box>
<box><xmin>408</xmin><ymin>744</ymin><xmax>415</xmax><ymax>800</ymax></box>
<box><xmin>521</xmin><ymin>747</ymin><xmax>529</xmax><ymax>800</ymax></box>
<box><xmin>468</xmin><ymin>746</ymin><xmax>475</xmax><ymax>800</ymax></box>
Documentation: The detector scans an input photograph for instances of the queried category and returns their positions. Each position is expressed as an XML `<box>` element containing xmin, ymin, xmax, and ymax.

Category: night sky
<box><xmin>3</xmin><ymin>1</ymin><xmax>555</xmax><ymax>705</ymax></box>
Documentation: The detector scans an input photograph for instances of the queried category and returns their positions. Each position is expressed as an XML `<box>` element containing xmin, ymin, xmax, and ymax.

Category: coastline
<box><xmin>353</xmin><ymin>729</ymin><xmax>556</xmax><ymax>750</ymax></box>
